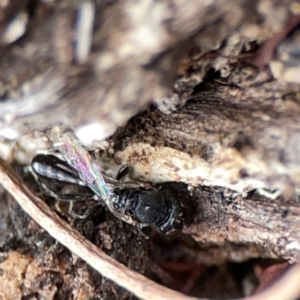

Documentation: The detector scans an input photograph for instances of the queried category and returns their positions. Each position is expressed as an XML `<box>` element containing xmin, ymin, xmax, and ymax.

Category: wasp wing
<box><xmin>49</xmin><ymin>126</ymin><xmax>111</xmax><ymax>204</ymax></box>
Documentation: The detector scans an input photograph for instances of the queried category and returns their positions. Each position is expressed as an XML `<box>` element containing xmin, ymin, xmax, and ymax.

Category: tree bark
<box><xmin>1</xmin><ymin>0</ymin><xmax>300</xmax><ymax>298</ymax></box>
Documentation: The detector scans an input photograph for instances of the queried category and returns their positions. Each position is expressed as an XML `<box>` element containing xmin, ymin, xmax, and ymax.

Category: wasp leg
<box><xmin>58</xmin><ymin>194</ymin><xmax>98</xmax><ymax>202</ymax></box>
<box><xmin>68</xmin><ymin>201</ymin><xmax>101</xmax><ymax>219</ymax></box>
<box><xmin>137</xmin><ymin>224</ymin><xmax>150</xmax><ymax>239</ymax></box>
<box><xmin>51</xmin><ymin>194</ymin><xmax>100</xmax><ymax>219</ymax></box>
<box><xmin>116</xmin><ymin>165</ymin><xmax>129</xmax><ymax>181</ymax></box>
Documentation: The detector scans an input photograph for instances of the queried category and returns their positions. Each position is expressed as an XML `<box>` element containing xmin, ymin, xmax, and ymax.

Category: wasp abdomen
<box><xmin>32</xmin><ymin>154</ymin><xmax>85</xmax><ymax>186</ymax></box>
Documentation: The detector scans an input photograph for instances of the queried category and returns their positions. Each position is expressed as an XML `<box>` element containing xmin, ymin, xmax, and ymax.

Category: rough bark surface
<box><xmin>1</xmin><ymin>0</ymin><xmax>300</xmax><ymax>298</ymax></box>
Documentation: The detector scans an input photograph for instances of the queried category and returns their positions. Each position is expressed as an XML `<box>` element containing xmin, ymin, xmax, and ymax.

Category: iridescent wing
<box><xmin>48</xmin><ymin>126</ymin><xmax>153</xmax><ymax>226</ymax></box>
<box><xmin>49</xmin><ymin>126</ymin><xmax>111</xmax><ymax>204</ymax></box>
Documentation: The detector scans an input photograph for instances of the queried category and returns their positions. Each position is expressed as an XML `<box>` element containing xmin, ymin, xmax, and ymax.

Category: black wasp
<box><xmin>30</xmin><ymin>126</ymin><xmax>188</xmax><ymax>235</ymax></box>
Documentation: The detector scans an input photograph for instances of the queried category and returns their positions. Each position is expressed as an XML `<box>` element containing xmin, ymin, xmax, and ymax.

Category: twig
<box><xmin>245</xmin><ymin>263</ymin><xmax>300</xmax><ymax>300</ymax></box>
<box><xmin>0</xmin><ymin>158</ymin><xmax>201</xmax><ymax>300</ymax></box>
<box><xmin>249</xmin><ymin>14</ymin><xmax>300</xmax><ymax>67</ymax></box>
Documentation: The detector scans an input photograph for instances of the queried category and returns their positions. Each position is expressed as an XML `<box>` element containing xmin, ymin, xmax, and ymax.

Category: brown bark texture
<box><xmin>1</xmin><ymin>0</ymin><xmax>300</xmax><ymax>299</ymax></box>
